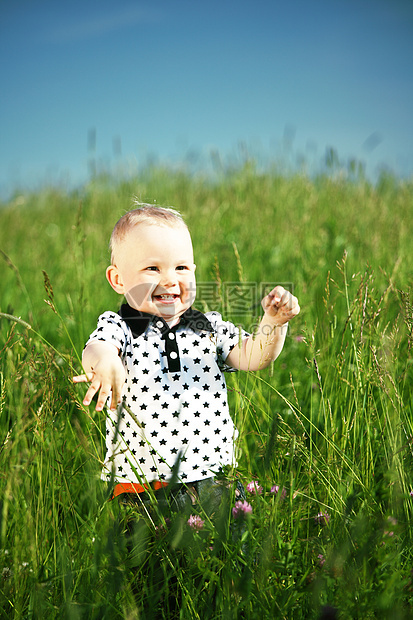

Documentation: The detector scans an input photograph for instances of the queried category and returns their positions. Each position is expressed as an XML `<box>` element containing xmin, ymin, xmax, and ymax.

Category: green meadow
<box><xmin>0</xmin><ymin>163</ymin><xmax>412</xmax><ymax>618</ymax></box>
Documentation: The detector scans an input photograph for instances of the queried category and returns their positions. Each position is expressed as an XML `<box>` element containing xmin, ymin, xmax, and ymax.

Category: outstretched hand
<box><xmin>73</xmin><ymin>354</ymin><xmax>126</xmax><ymax>411</ymax></box>
<box><xmin>261</xmin><ymin>285</ymin><xmax>300</xmax><ymax>325</ymax></box>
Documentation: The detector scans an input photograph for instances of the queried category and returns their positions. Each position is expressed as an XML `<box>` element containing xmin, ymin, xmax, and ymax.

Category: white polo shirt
<box><xmin>86</xmin><ymin>304</ymin><xmax>249</xmax><ymax>485</ymax></box>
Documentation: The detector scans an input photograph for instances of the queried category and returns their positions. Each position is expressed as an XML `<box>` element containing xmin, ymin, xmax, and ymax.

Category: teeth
<box><xmin>157</xmin><ymin>294</ymin><xmax>176</xmax><ymax>299</ymax></box>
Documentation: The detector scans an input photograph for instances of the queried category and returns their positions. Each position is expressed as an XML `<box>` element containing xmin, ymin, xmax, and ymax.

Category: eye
<box><xmin>176</xmin><ymin>265</ymin><xmax>190</xmax><ymax>271</ymax></box>
<box><xmin>145</xmin><ymin>266</ymin><xmax>159</xmax><ymax>272</ymax></box>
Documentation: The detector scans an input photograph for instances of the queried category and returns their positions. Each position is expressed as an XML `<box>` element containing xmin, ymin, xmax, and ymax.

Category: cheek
<box><xmin>126</xmin><ymin>282</ymin><xmax>155</xmax><ymax>306</ymax></box>
<box><xmin>184</xmin><ymin>277</ymin><xmax>196</xmax><ymax>304</ymax></box>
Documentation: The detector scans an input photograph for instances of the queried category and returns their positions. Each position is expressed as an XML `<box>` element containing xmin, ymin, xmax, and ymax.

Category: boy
<box><xmin>74</xmin><ymin>204</ymin><xmax>299</xmax><ymax>509</ymax></box>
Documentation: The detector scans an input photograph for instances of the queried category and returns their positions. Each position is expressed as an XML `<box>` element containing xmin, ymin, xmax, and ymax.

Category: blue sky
<box><xmin>1</xmin><ymin>0</ymin><xmax>412</xmax><ymax>198</ymax></box>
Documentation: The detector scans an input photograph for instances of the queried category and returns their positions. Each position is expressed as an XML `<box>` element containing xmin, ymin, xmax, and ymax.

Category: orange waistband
<box><xmin>112</xmin><ymin>481</ymin><xmax>169</xmax><ymax>499</ymax></box>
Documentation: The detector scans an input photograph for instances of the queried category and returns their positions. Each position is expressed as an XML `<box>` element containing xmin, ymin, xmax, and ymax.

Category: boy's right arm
<box><xmin>73</xmin><ymin>341</ymin><xmax>126</xmax><ymax>411</ymax></box>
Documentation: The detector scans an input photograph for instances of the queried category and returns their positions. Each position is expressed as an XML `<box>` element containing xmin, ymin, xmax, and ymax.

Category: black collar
<box><xmin>119</xmin><ymin>303</ymin><xmax>214</xmax><ymax>339</ymax></box>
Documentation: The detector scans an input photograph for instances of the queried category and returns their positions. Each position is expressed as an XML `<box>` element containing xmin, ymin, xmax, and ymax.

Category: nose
<box><xmin>159</xmin><ymin>268</ymin><xmax>178</xmax><ymax>289</ymax></box>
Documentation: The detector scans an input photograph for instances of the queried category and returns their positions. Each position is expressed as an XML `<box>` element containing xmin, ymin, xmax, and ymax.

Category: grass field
<box><xmin>0</xmin><ymin>163</ymin><xmax>412</xmax><ymax>618</ymax></box>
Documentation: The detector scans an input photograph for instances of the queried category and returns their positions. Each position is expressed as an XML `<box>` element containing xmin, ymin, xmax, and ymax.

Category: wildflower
<box><xmin>410</xmin><ymin>490</ymin><xmax>413</xmax><ymax>498</ymax></box>
<box><xmin>317</xmin><ymin>554</ymin><xmax>325</xmax><ymax>568</ymax></box>
<box><xmin>270</xmin><ymin>485</ymin><xmax>287</xmax><ymax>499</ymax></box>
<box><xmin>187</xmin><ymin>515</ymin><xmax>205</xmax><ymax>531</ymax></box>
<box><xmin>232</xmin><ymin>500</ymin><xmax>253</xmax><ymax>519</ymax></box>
<box><xmin>315</xmin><ymin>512</ymin><xmax>330</xmax><ymax>525</ymax></box>
<box><xmin>295</xmin><ymin>335</ymin><xmax>305</xmax><ymax>342</ymax></box>
<box><xmin>384</xmin><ymin>515</ymin><xmax>397</xmax><ymax>537</ymax></box>
<box><xmin>246</xmin><ymin>480</ymin><xmax>263</xmax><ymax>495</ymax></box>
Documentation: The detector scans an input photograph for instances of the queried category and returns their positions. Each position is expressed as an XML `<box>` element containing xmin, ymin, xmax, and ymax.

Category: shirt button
<box><xmin>168</xmin><ymin>332</ymin><xmax>175</xmax><ymax>340</ymax></box>
<box><xmin>170</xmin><ymin>352</ymin><xmax>178</xmax><ymax>359</ymax></box>
<box><xmin>156</xmin><ymin>321</ymin><xmax>163</xmax><ymax>329</ymax></box>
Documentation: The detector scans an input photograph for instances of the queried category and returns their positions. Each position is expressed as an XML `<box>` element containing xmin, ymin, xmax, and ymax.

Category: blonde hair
<box><xmin>109</xmin><ymin>202</ymin><xmax>187</xmax><ymax>264</ymax></box>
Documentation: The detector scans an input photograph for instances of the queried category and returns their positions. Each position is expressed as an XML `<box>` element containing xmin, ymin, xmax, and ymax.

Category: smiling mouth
<box><xmin>153</xmin><ymin>294</ymin><xmax>180</xmax><ymax>303</ymax></box>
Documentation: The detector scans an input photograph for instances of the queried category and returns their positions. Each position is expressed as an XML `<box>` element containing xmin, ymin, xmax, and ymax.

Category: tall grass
<box><xmin>0</xmin><ymin>165</ymin><xmax>412</xmax><ymax>618</ymax></box>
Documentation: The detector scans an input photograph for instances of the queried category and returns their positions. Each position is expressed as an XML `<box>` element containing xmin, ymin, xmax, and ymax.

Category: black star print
<box><xmin>93</xmin><ymin>308</ymin><xmax>243</xmax><ymax>485</ymax></box>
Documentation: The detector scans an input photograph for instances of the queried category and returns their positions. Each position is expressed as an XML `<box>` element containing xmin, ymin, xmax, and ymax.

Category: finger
<box><xmin>82</xmin><ymin>382</ymin><xmax>100</xmax><ymax>407</ymax></box>
<box><xmin>95</xmin><ymin>384</ymin><xmax>113</xmax><ymax>411</ymax></box>
<box><xmin>110</xmin><ymin>381</ymin><xmax>124</xmax><ymax>410</ymax></box>
<box><xmin>73</xmin><ymin>373</ymin><xmax>94</xmax><ymax>384</ymax></box>
<box><xmin>268</xmin><ymin>286</ymin><xmax>285</xmax><ymax>304</ymax></box>
<box><xmin>262</xmin><ymin>291</ymin><xmax>281</xmax><ymax>311</ymax></box>
<box><xmin>278</xmin><ymin>292</ymin><xmax>298</xmax><ymax>310</ymax></box>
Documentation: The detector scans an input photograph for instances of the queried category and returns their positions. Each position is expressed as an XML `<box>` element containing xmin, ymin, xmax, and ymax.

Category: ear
<box><xmin>106</xmin><ymin>265</ymin><xmax>125</xmax><ymax>294</ymax></box>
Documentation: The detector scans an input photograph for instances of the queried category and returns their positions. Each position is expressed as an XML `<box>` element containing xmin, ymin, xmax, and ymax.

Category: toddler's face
<box><xmin>107</xmin><ymin>224</ymin><xmax>196</xmax><ymax>324</ymax></box>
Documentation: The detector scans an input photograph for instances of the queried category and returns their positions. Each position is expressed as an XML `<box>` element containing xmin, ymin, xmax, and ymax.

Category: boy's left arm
<box><xmin>225</xmin><ymin>286</ymin><xmax>300</xmax><ymax>371</ymax></box>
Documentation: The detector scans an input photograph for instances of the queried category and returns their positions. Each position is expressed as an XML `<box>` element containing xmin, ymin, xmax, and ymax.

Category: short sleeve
<box><xmin>85</xmin><ymin>311</ymin><xmax>130</xmax><ymax>357</ymax></box>
<box><xmin>206</xmin><ymin>311</ymin><xmax>250</xmax><ymax>372</ymax></box>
